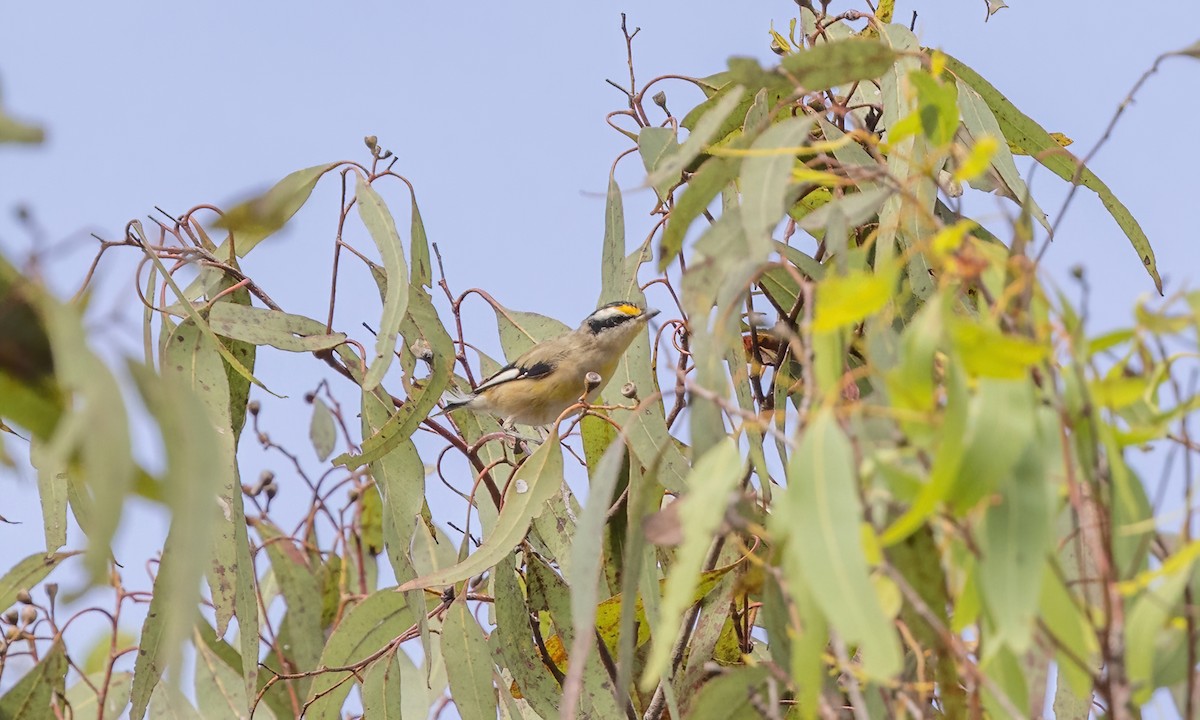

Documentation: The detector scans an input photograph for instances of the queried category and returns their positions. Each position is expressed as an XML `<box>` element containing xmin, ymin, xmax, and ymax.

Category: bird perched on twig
<box><xmin>443</xmin><ymin>301</ymin><xmax>659</xmax><ymax>427</ymax></box>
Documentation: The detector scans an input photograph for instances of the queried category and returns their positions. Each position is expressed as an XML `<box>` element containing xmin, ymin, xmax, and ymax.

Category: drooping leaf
<box><xmin>398</xmin><ymin>432</ymin><xmax>562</xmax><ymax>592</ymax></box>
<box><xmin>441</xmin><ymin>597</ymin><xmax>499</xmax><ymax>720</ymax></box>
<box><xmin>642</xmin><ymin>438</ymin><xmax>745</xmax><ymax>689</ymax></box>
<box><xmin>783</xmin><ymin>409</ymin><xmax>901</xmax><ymax>679</ymax></box>
<box><xmin>943</xmin><ymin>53</ymin><xmax>1161</xmax><ymax>292</ymax></box>
<box><xmin>355</xmin><ymin>174</ymin><xmax>411</xmax><ymax>391</ymax></box>
<box><xmin>128</xmin><ymin>364</ymin><xmax>224</xmax><ymax>720</ymax></box>
<box><xmin>334</xmin><ymin>284</ymin><xmax>452</xmax><ymax>468</ymax></box>
<box><xmin>308</xmin><ymin>396</ymin><xmax>336</xmax><ymax>461</ymax></box>
<box><xmin>645</xmin><ymin>86</ymin><xmax>746</xmax><ymax>193</ymax></box>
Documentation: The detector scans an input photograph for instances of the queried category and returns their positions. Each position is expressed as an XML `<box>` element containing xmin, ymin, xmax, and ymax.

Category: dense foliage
<box><xmin>2</xmin><ymin>3</ymin><xmax>1199</xmax><ymax>719</ymax></box>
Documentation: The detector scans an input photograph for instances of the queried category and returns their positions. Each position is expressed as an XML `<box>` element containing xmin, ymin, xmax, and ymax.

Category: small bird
<box><xmin>443</xmin><ymin>301</ymin><xmax>659</xmax><ymax>426</ymax></box>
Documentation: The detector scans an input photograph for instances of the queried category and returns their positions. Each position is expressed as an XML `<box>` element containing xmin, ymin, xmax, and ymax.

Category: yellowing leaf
<box><xmin>813</xmin><ymin>265</ymin><xmax>898</xmax><ymax>333</ymax></box>
<box><xmin>1007</xmin><ymin>131</ymin><xmax>1073</xmax><ymax>156</ymax></box>
<box><xmin>949</xmin><ymin>317</ymin><xmax>1047</xmax><ymax>379</ymax></box>
<box><xmin>953</xmin><ymin>135</ymin><xmax>999</xmax><ymax>183</ymax></box>
<box><xmin>932</xmin><ymin>220</ymin><xmax>978</xmax><ymax>257</ymax></box>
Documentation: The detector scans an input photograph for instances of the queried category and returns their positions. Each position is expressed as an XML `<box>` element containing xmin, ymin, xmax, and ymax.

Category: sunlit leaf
<box><xmin>813</xmin><ymin>263</ymin><xmax>898</xmax><ymax>333</ymax></box>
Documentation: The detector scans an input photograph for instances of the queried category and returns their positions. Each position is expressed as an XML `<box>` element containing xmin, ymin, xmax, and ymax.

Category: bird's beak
<box><xmin>643</xmin><ymin>308</ymin><xmax>661</xmax><ymax>320</ymax></box>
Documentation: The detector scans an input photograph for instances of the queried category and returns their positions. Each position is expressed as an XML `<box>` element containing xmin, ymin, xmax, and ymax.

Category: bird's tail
<box><xmin>434</xmin><ymin>387</ymin><xmax>475</xmax><ymax>417</ymax></box>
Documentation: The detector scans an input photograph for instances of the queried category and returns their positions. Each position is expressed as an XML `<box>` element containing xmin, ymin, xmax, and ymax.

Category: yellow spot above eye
<box><xmin>615</xmin><ymin>304</ymin><xmax>641</xmax><ymax>316</ymax></box>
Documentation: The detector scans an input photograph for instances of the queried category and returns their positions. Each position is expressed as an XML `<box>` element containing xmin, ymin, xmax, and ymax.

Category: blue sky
<box><xmin>2</xmin><ymin>1</ymin><xmax>1198</xmax><ymax>716</ymax></box>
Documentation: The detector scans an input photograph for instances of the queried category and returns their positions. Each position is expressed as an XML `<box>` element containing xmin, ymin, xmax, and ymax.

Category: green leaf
<box><xmin>943</xmin><ymin>53</ymin><xmax>1161</xmax><ymax>293</ymax></box>
<box><xmin>947</xmin><ymin>379</ymin><xmax>1036</xmax><ymax>511</ymax></box>
<box><xmin>205</xmin><ymin>304</ymin><xmax>346</xmax><ymax>352</ymax></box>
<box><xmin>309</xmin><ymin>396</ymin><xmax>336</xmax><ymax>461</ymax></box>
<box><xmin>407</xmin><ymin>188</ymin><xmax>433</xmax><ymax>289</ymax></box>
<box><xmin>194</xmin><ymin>627</ymin><xmax>277</xmax><ymax>720</ymax></box>
<box><xmin>739</xmin><ymin>116</ymin><xmax>816</xmax><ymax>257</ymax></box>
<box><xmin>0</xmin><ymin>640</ymin><xmax>67</xmax><ymax>718</ymax></box>
<box><xmin>658</xmin><ymin>155</ymin><xmax>740</xmax><ymax>272</ymax></box>
<box><xmin>304</xmin><ymin>588</ymin><xmax>414</xmax><ymax>719</ymax></box>
<box><xmin>128</xmin><ymin>365</ymin><xmax>224</xmax><ymax>720</ymax></box>
<box><xmin>492</xmin><ymin>556</ymin><xmax>562</xmax><ymax>720</ymax></box>
<box><xmin>979</xmin><ymin>432</ymin><xmax>1052</xmax><ymax>653</ymax></box>
<box><xmin>956</xmin><ymin>79</ymin><xmax>1050</xmax><ymax>231</ymax></box>
<box><xmin>645</xmin><ymin>86</ymin><xmax>746</xmax><ymax>193</ymax></box>
<box><xmin>397</xmin><ymin>431</ymin><xmax>563</xmax><ymax>592</ymax></box>
<box><xmin>0</xmin><ymin>113</ymin><xmax>43</xmax><ymax>143</ymax></box>
<box><xmin>255</xmin><ymin>520</ymin><xmax>324</xmax><ymax>696</ymax></box>
<box><xmin>0</xmin><ymin>554</ymin><xmax>73</xmax><ymax>609</ymax></box>
<box><xmin>40</xmin><ymin>296</ymin><xmax>134</xmax><ymax>578</ymax></box>
<box><xmin>682</xmin><ymin>666</ymin><xmax>769</xmax><ymax>720</ymax></box>
<box><xmin>563</xmin><ymin>437</ymin><xmax>627</xmax><ymax>714</ymax></box>
<box><xmin>783</xmin><ymin>409</ymin><xmax>901</xmax><ymax>680</ymax></box>
<box><xmin>362</xmin><ymin>390</ymin><xmax>424</xmax><ymax>582</ymax></box>
<box><xmin>642</xmin><ymin>438</ymin><xmax>745</xmax><ymax>689</ymax></box>
<box><xmin>1126</xmin><ymin>555</ymin><xmax>1193</xmax><ymax>705</ymax></box>
<box><xmin>776</xmin><ymin>37</ymin><xmax>897</xmax><ymax>91</ymax></box>
<box><xmin>493</xmin><ymin>304</ymin><xmax>570</xmax><ymax>361</ymax></box>
<box><xmin>213</xmin><ymin>164</ymin><xmax>334</xmax><ymax>257</ymax></box>
<box><xmin>356</xmin><ymin>174</ymin><xmax>411</xmax><ymax>391</ymax></box>
<box><xmin>639</xmin><ymin>126</ymin><xmax>681</xmax><ymax>199</ymax></box>
<box><xmin>148</xmin><ymin>679</ymin><xmax>204</xmax><ymax>720</ymax></box>
<box><xmin>334</xmin><ymin>285</ymin><xmax>452</xmax><ymax>469</ymax></box>
<box><xmin>441</xmin><ymin>598</ymin><xmax>499</xmax><ymax>720</ymax></box>
<box><xmin>361</xmin><ymin>649</ymin><xmax>405</xmax><ymax>720</ymax></box>
<box><xmin>65</xmin><ymin>671</ymin><xmax>134</xmax><ymax>719</ymax></box>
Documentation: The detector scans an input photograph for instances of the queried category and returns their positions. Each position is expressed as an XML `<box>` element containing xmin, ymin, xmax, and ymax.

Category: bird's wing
<box><xmin>471</xmin><ymin>359</ymin><xmax>554</xmax><ymax>394</ymax></box>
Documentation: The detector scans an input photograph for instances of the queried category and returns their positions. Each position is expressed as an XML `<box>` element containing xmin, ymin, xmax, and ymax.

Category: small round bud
<box><xmin>621</xmin><ymin>382</ymin><xmax>638</xmax><ymax>400</ymax></box>
<box><xmin>304</xmin><ymin>392</ymin><xmax>316</xmax><ymax>404</ymax></box>
<box><xmin>364</xmin><ymin>135</ymin><xmax>378</xmax><ymax>151</ymax></box>
<box><xmin>584</xmin><ymin>372</ymin><xmax>603</xmax><ymax>392</ymax></box>
<box><xmin>1070</xmin><ymin>264</ymin><xmax>1085</xmax><ymax>280</ymax></box>
<box><xmin>259</xmin><ymin>470</ymin><xmax>275</xmax><ymax>485</ymax></box>
<box><xmin>16</xmin><ymin>590</ymin><xmax>32</xmax><ymax>605</ymax></box>
<box><xmin>264</xmin><ymin>482</ymin><xmax>278</xmax><ymax>500</ymax></box>
<box><xmin>44</xmin><ymin>584</ymin><xmax>57</xmax><ymax>604</ymax></box>
<box><xmin>241</xmin><ymin>483</ymin><xmax>256</xmax><ymax>496</ymax></box>
<box><xmin>248</xmin><ymin>400</ymin><xmax>261</xmax><ymax>416</ymax></box>
<box><xmin>0</xmin><ymin>636</ymin><xmax>7</xmax><ymax>654</ymax></box>
<box><xmin>770</xmin><ymin>38</ymin><xmax>786</xmax><ymax>55</ymax></box>
<box><xmin>257</xmin><ymin>432</ymin><xmax>269</xmax><ymax>446</ymax></box>
<box><xmin>3</xmin><ymin>610</ymin><xmax>17</xmax><ymax>626</ymax></box>
<box><xmin>652</xmin><ymin>91</ymin><xmax>668</xmax><ymax>109</ymax></box>
<box><xmin>348</xmin><ymin>488</ymin><xmax>360</xmax><ymax>501</ymax></box>
<box><xmin>19</xmin><ymin>606</ymin><xmax>36</xmax><ymax>626</ymax></box>
<box><xmin>5</xmin><ymin>626</ymin><xmax>18</xmax><ymax>641</ymax></box>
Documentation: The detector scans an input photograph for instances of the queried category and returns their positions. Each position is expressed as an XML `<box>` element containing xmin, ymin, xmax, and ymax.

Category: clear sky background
<box><xmin>1</xmin><ymin>1</ymin><xmax>1198</xmax><ymax>717</ymax></box>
